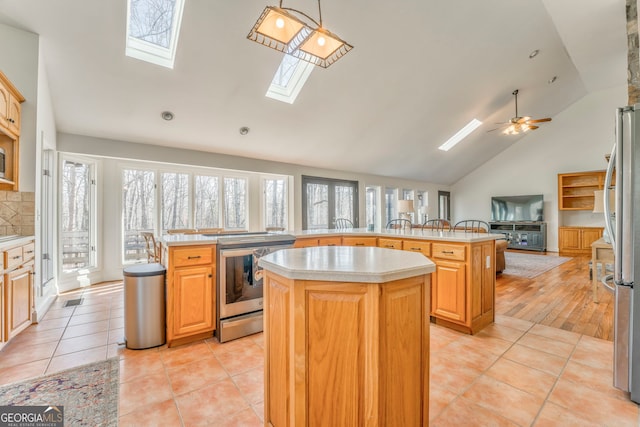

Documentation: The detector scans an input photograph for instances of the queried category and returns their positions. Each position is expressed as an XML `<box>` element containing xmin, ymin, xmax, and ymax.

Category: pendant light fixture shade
<box><xmin>247</xmin><ymin>1</ymin><xmax>352</xmax><ymax>68</ymax></box>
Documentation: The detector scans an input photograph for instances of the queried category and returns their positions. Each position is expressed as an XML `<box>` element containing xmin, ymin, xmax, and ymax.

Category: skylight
<box><xmin>266</xmin><ymin>26</ymin><xmax>315</xmax><ymax>104</ymax></box>
<box><xmin>125</xmin><ymin>0</ymin><xmax>185</xmax><ymax>69</ymax></box>
<box><xmin>438</xmin><ymin>119</ymin><xmax>483</xmax><ymax>151</ymax></box>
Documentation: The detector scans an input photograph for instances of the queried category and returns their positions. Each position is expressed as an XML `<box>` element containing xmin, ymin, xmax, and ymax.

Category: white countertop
<box><xmin>161</xmin><ymin>228</ymin><xmax>500</xmax><ymax>246</ymax></box>
<box><xmin>258</xmin><ymin>246</ymin><xmax>436</xmax><ymax>283</ymax></box>
<box><xmin>0</xmin><ymin>235</ymin><xmax>35</xmax><ymax>249</ymax></box>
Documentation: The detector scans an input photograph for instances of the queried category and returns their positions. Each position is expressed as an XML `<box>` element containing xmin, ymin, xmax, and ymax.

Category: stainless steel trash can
<box><xmin>123</xmin><ymin>263</ymin><xmax>166</xmax><ymax>349</ymax></box>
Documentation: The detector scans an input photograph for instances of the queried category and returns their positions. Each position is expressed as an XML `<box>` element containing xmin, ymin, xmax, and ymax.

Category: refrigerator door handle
<box><xmin>604</xmin><ymin>142</ymin><xmax>616</xmax><ymax>248</ymax></box>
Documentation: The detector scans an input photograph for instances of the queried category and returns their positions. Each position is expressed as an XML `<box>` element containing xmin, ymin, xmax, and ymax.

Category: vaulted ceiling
<box><xmin>0</xmin><ymin>0</ymin><xmax>628</xmax><ymax>185</ymax></box>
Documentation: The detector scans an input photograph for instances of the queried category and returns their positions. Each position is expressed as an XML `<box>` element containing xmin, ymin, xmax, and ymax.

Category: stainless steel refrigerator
<box><xmin>603</xmin><ymin>105</ymin><xmax>640</xmax><ymax>403</ymax></box>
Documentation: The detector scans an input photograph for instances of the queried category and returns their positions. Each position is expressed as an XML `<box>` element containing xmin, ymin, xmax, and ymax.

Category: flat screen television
<box><xmin>491</xmin><ymin>194</ymin><xmax>544</xmax><ymax>222</ymax></box>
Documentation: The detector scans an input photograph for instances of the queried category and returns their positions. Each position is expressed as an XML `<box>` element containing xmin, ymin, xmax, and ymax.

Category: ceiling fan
<box><xmin>489</xmin><ymin>89</ymin><xmax>551</xmax><ymax>135</ymax></box>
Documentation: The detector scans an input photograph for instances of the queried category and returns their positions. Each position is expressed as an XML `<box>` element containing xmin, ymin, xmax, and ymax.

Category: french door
<box><xmin>302</xmin><ymin>176</ymin><xmax>358</xmax><ymax>230</ymax></box>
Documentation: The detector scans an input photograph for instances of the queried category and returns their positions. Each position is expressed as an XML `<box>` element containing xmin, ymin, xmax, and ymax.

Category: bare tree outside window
<box><xmin>122</xmin><ymin>169</ymin><xmax>156</xmax><ymax>262</ymax></box>
<box><xmin>61</xmin><ymin>159</ymin><xmax>93</xmax><ymax>272</ymax></box>
<box><xmin>129</xmin><ymin>0</ymin><xmax>176</xmax><ymax>48</ymax></box>
<box><xmin>334</xmin><ymin>185</ymin><xmax>354</xmax><ymax>221</ymax></box>
<box><xmin>224</xmin><ymin>177</ymin><xmax>247</xmax><ymax>229</ymax></box>
<box><xmin>195</xmin><ymin>175</ymin><xmax>219</xmax><ymax>228</ymax></box>
<box><xmin>264</xmin><ymin>178</ymin><xmax>287</xmax><ymax>228</ymax></box>
<box><xmin>162</xmin><ymin>172</ymin><xmax>189</xmax><ymax>230</ymax></box>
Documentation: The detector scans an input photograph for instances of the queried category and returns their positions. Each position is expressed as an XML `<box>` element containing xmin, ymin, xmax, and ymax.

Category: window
<box><xmin>417</xmin><ymin>191</ymin><xmax>429</xmax><ymax>224</ymax></box>
<box><xmin>122</xmin><ymin>169</ymin><xmax>156</xmax><ymax>263</ymax></box>
<box><xmin>302</xmin><ymin>176</ymin><xmax>358</xmax><ymax>230</ymax></box>
<box><xmin>161</xmin><ymin>172</ymin><xmax>189</xmax><ymax>230</ymax></box>
<box><xmin>224</xmin><ymin>177</ymin><xmax>248</xmax><ymax>230</ymax></box>
<box><xmin>402</xmin><ymin>189</ymin><xmax>416</xmax><ymax>223</ymax></box>
<box><xmin>194</xmin><ymin>175</ymin><xmax>220</xmax><ymax>229</ymax></box>
<box><xmin>125</xmin><ymin>0</ymin><xmax>186</xmax><ymax>69</ymax></box>
<box><xmin>264</xmin><ymin>177</ymin><xmax>288</xmax><ymax>229</ymax></box>
<box><xmin>365</xmin><ymin>186</ymin><xmax>380</xmax><ymax>229</ymax></box>
<box><xmin>60</xmin><ymin>157</ymin><xmax>96</xmax><ymax>273</ymax></box>
<box><xmin>385</xmin><ymin>187</ymin><xmax>398</xmax><ymax>224</ymax></box>
<box><xmin>438</xmin><ymin>191</ymin><xmax>451</xmax><ymax>221</ymax></box>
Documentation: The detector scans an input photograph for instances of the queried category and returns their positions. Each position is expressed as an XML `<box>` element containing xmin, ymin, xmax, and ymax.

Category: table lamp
<box><xmin>397</xmin><ymin>199</ymin><xmax>415</xmax><ymax>222</ymax></box>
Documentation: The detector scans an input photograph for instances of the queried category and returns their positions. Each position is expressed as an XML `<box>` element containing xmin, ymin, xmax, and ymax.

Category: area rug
<box><xmin>502</xmin><ymin>251</ymin><xmax>571</xmax><ymax>279</ymax></box>
<box><xmin>0</xmin><ymin>358</ymin><xmax>119</xmax><ymax>426</ymax></box>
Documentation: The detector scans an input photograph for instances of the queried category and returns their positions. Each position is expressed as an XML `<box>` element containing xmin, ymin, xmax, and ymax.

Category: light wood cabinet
<box><xmin>0</xmin><ymin>70</ymin><xmax>24</xmax><ymax>191</ymax></box>
<box><xmin>294</xmin><ymin>236</ymin><xmax>342</xmax><ymax>248</ymax></box>
<box><xmin>263</xmin><ymin>271</ymin><xmax>430</xmax><ymax>426</ymax></box>
<box><xmin>342</xmin><ymin>236</ymin><xmax>377</xmax><ymax>247</ymax></box>
<box><xmin>2</xmin><ymin>238</ymin><xmax>35</xmax><ymax>345</ymax></box>
<box><xmin>378</xmin><ymin>238</ymin><xmax>402</xmax><ymax>250</ymax></box>
<box><xmin>165</xmin><ymin>244</ymin><xmax>216</xmax><ymax>347</ymax></box>
<box><xmin>402</xmin><ymin>240</ymin><xmax>431</xmax><ymax>257</ymax></box>
<box><xmin>558</xmin><ymin>226</ymin><xmax>603</xmax><ymax>256</ymax></box>
<box><xmin>432</xmin><ymin>259</ymin><xmax>466</xmax><ymax>323</ymax></box>
<box><xmin>558</xmin><ymin>171</ymin><xmax>606</xmax><ymax>211</ymax></box>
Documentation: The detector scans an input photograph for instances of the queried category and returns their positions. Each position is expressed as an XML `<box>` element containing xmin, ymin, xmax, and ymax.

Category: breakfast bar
<box><xmin>258</xmin><ymin>246</ymin><xmax>436</xmax><ymax>426</ymax></box>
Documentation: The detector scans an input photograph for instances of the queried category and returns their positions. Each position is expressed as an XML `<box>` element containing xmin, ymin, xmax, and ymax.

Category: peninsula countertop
<box><xmin>258</xmin><ymin>245</ymin><xmax>436</xmax><ymax>283</ymax></box>
<box><xmin>160</xmin><ymin>227</ymin><xmax>501</xmax><ymax>246</ymax></box>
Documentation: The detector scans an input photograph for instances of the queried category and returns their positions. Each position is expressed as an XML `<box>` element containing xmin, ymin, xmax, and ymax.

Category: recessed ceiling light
<box><xmin>239</xmin><ymin>126</ymin><xmax>250</xmax><ymax>135</ymax></box>
<box><xmin>438</xmin><ymin>119</ymin><xmax>483</xmax><ymax>152</ymax></box>
<box><xmin>529</xmin><ymin>49</ymin><xmax>539</xmax><ymax>59</ymax></box>
<box><xmin>548</xmin><ymin>76</ymin><xmax>558</xmax><ymax>84</ymax></box>
<box><xmin>161</xmin><ymin>111</ymin><xmax>174</xmax><ymax>121</ymax></box>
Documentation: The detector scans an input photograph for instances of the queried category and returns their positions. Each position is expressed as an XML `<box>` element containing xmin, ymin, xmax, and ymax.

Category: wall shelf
<box><xmin>558</xmin><ymin>171</ymin><xmax>606</xmax><ymax>211</ymax></box>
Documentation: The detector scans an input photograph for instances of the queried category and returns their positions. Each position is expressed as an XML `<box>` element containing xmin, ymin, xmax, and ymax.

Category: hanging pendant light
<box><xmin>247</xmin><ymin>0</ymin><xmax>353</xmax><ymax>68</ymax></box>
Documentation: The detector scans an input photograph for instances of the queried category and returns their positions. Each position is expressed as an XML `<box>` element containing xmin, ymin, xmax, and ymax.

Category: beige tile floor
<box><xmin>0</xmin><ymin>282</ymin><xmax>639</xmax><ymax>426</ymax></box>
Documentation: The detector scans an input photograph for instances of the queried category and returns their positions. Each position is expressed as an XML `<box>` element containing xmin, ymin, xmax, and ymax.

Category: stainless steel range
<box><xmin>215</xmin><ymin>232</ymin><xmax>296</xmax><ymax>343</ymax></box>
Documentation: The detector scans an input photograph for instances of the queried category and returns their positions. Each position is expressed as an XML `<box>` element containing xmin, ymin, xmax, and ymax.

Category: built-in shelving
<box><xmin>558</xmin><ymin>171</ymin><xmax>606</xmax><ymax>211</ymax></box>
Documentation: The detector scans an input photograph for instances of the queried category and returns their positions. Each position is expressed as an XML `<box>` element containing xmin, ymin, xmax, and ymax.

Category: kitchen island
<box><xmin>258</xmin><ymin>245</ymin><xmax>435</xmax><ymax>426</ymax></box>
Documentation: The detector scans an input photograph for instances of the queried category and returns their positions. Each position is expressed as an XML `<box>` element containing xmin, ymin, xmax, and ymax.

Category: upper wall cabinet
<box><xmin>0</xmin><ymin>70</ymin><xmax>25</xmax><ymax>191</ymax></box>
<box><xmin>558</xmin><ymin>171</ymin><xmax>606</xmax><ymax>211</ymax></box>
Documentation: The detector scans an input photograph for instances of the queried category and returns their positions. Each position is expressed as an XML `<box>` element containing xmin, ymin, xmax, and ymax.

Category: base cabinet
<box><xmin>263</xmin><ymin>271</ymin><xmax>430</xmax><ymax>426</ymax></box>
<box><xmin>165</xmin><ymin>244</ymin><xmax>216</xmax><ymax>347</ymax></box>
<box><xmin>432</xmin><ymin>260</ymin><xmax>466</xmax><ymax>323</ymax></box>
<box><xmin>558</xmin><ymin>227</ymin><xmax>603</xmax><ymax>256</ymax></box>
<box><xmin>1</xmin><ymin>238</ymin><xmax>35</xmax><ymax>348</ymax></box>
<box><xmin>6</xmin><ymin>264</ymin><xmax>32</xmax><ymax>341</ymax></box>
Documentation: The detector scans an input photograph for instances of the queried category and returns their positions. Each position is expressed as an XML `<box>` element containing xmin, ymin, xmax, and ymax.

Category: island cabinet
<box><xmin>377</xmin><ymin>237</ymin><xmax>403</xmax><ymax>250</ymax></box>
<box><xmin>164</xmin><ymin>244</ymin><xmax>216</xmax><ymax>347</ymax></box>
<box><xmin>2</xmin><ymin>239</ymin><xmax>35</xmax><ymax>345</ymax></box>
<box><xmin>293</xmin><ymin>236</ymin><xmax>341</xmax><ymax>248</ymax></box>
<box><xmin>341</xmin><ymin>236</ymin><xmax>377</xmax><ymax>247</ymax></box>
<box><xmin>260</xmin><ymin>246</ymin><xmax>433</xmax><ymax>426</ymax></box>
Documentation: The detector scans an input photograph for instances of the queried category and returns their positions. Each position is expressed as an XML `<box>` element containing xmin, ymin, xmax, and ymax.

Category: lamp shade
<box><xmin>397</xmin><ymin>200</ymin><xmax>415</xmax><ymax>213</ymax></box>
<box><xmin>294</xmin><ymin>27</ymin><xmax>353</xmax><ymax>68</ymax></box>
<box><xmin>593</xmin><ymin>189</ymin><xmax>614</xmax><ymax>213</ymax></box>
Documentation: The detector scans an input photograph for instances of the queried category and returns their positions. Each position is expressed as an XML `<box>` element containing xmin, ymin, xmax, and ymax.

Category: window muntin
<box><xmin>365</xmin><ymin>186</ymin><xmax>380</xmax><ymax>229</ymax></box>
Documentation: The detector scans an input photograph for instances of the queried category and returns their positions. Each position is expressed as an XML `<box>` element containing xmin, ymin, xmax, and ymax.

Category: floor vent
<box><xmin>63</xmin><ymin>298</ymin><xmax>83</xmax><ymax>307</ymax></box>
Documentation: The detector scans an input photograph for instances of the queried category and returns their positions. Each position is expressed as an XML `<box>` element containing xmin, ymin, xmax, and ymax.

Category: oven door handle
<box><xmin>220</xmin><ymin>248</ymin><xmax>257</xmax><ymax>258</ymax></box>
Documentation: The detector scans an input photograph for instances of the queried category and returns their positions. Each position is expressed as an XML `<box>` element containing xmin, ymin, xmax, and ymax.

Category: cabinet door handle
<box><xmin>26</xmin><ymin>250</ymin><xmax>34</xmax><ymax>254</ymax></box>
<box><xmin>328</xmin><ymin>244</ymin><xmax>336</xmax><ymax>246</ymax></box>
<box><xmin>12</xmin><ymin>255</ymin><xmax>21</xmax><ymax>260</ymax></box>
<box><xmin>355</xmin><ymin>243</ymin><xmax>365</xmax><ymax>246</ymax></box>
<box><xmin>187</xmin><ymin>255</ymin><xmax>202</xmax><ymax>259</ymax></box>
<box><xmin>442</xmin><ymin>250</ymin><xmax>454</xmax><ymax>255</ymax></box>
<box><xmin>208</xmin><ymin>274</ymin><xmax>212</xmax><ymax>278</ymax></box>
<box><xmin>410</xmin><ymin>247</ymin><xmax>421</xmax><ymax>251</ymax></box>
<box><xmin>385</xmin><ymin>245</ymin><xmax>394</xmax><ymax>248</ymax></box>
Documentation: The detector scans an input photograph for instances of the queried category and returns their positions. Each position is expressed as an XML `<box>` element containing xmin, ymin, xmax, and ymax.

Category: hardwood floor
<box><xmin>496</xmin><ymin>252</ymin><xmax>614</xmax><ymax>341</ymax></box>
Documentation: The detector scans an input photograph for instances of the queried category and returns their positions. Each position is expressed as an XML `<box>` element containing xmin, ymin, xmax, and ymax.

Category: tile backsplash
<box><xmin>0</xmin><ymin>191</ymin><xmax>35</xmax><ymax>236</ymax></box>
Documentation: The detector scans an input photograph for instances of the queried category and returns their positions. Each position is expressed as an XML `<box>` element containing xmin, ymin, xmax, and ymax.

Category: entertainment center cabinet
<box><xmin>489</xmin><ymin>222</ymin><xmax>547</xmax><ymax>252</ymax></box>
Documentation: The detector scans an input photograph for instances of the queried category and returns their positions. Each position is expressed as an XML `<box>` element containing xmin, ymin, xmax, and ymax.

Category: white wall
<box><xmin>451</xmin><ymin>84</ymin><xmax>627</xmax><ymax>252</ymax></box>
<box><xmin>0</xmin><ymin>23</ymin><xmax>39</xmax><ymax>192</ymax></box>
